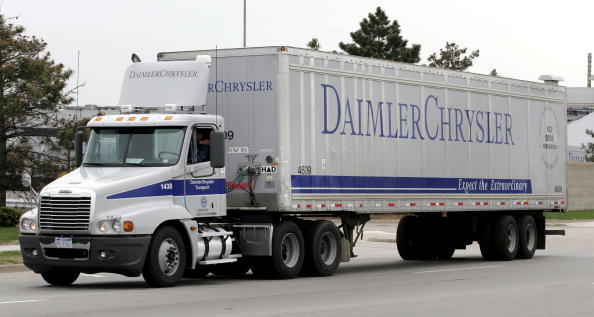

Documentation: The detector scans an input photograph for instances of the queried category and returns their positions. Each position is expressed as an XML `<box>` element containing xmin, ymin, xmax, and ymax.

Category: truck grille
<box><xmin>39</xmin><ymin>196</ymin><xmax>92</xmax><ymax>231</ymax></box>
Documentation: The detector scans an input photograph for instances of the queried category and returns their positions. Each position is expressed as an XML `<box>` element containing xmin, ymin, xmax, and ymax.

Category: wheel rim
<box><xmin>281</xmin><ymin>233</ymin><xmax>300</xmax><ymax>268</ymax></box>
<box><xmin>505</xmin><ymin>224</ymin><xmax>517</xmax><ymax>252</ymax></box>
<box><xmin>319</xmin><ymin>232</ymin><xmax>338</xmax><ymax>265</ymax></box>
<box><xmin>158</xmin><ymin>238</ymin><xmax>180</xmax><ymax>276</ymax></box>
<box><xmin>525</xmin><ymin>223</ymin><xmax>536</xmax><ymax>251</ymax></box>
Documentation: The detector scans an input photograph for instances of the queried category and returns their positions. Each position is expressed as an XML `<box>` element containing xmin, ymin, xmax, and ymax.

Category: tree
<box><xmin>583</xmin><ymin>130</ymin><xmax>594</xmax><ymax>162</ymax></box>
<box><xmin>307</xmin><ymin>38</ymin><xmax>320</xmax><ymax>51</ymax></box>
<box><xmin>490</xmin><ymin>69</ymin><xmax>498</xmax><ymax>76</ymax></box>
<box><xmin>0</xmin><ymin>14</ymin><xmax>74</xmax><ymax>207</ymax></box>
<box><xmin>428</xmin><ymin>42</ymin><xmax>480</xmax><ymax>71</ymax></box>
<box><xmin>339</xmin><ymin>7</ymin><xmax>421</xmax><ymax>63</ymax></box>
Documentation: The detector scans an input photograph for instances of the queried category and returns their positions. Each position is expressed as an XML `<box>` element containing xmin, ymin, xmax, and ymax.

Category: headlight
<box><xmin>98</xmin><ymin>222</ymin><xmax>107</xmax><ymax>232</ymax></box>
<box><xmin>20</xmin><ymin>218</ymin><xmax>37</xmax><ymax>233</ymax></box>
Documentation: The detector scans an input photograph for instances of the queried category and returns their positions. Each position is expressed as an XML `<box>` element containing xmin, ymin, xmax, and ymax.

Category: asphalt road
<box><xmin>1</xmin><ymin>222</ymin><xmax>594</xmax><ymax>317</ymax></box>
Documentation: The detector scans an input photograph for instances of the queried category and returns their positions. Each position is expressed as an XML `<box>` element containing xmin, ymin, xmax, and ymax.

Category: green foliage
<box><xmin>544</xmin><ymin>210</ymin><xmax>594</xmax><ymax>220</ymax></box>
<box><xmin>0</xmin><ymin>13</ymin><xmax>74</xmax><ymax>206</ymax></box>
<box><xmin>0</xmin><ymin>226</ymin><xmax>19</xmax><ymax>244</ymax></box>
<box><xmin>0</xmin><ymin>207</ymin><xmax>21</xmax><ymax>227</ymax></box>
<box><xmin>339</xmin><ymin>7</ymin><xmax>420</xmax><ymax>63</ymax></box>
<box><xmin>0</xmin><ymin>251</ymin><xmax>22</xmax><ymax>264</ymax></box>
<box><xmin>307</xmin><ymin>38</ymin><xmax>320</xmax><ymax>51</ymax></box>
<box><xmin>583</xmin><ymin>130</ymin><xmax>594</xmax><ymax>162</ymax></box>
<box><xmin>428</xmin><ymin>42</ymin><xmax>480</xmax><ymax>71</ymax></box>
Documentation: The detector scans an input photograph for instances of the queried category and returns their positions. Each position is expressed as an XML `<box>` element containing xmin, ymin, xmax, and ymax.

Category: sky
<box><xmin>2</xmin><ymin>0</ymin><xmax>593</xmax><ymax>107</ymax></box>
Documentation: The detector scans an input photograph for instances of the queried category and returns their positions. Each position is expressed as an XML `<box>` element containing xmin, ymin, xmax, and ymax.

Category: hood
<box><xmin>42</xmin><ymin>166</ymin><xmax>173</xmax><ymax>198</ymax></box>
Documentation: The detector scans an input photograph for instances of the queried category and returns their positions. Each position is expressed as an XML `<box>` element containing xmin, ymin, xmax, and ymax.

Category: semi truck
<box><xmin>19</xmin><ymin>46</ymin><xmax>567</xmax><ymax>287</ymax></box>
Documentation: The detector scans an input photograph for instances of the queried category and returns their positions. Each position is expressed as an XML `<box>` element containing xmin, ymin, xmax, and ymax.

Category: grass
<box><xmin>545</xmin><ymin>210</ymin><xmax>594</xmax><ymax>220</ymax></box>
<box><xmin>0</xmin><ymin>251</ymin><xmax>22</xmax><ymax>265</ymax></box>
<box><xmin>0</xmin><ymin>226</ymin><xmax>19</xmax><ymax>245</ymax></box>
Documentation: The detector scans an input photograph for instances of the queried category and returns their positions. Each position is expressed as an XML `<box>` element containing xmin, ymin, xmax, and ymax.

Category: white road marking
<box><xmin>80</xmin><ymin>273</ymin><xmax>104</xmax><ymax>278</ymax></box>
<box><xmin>0</xmin><ymin>299</ymin><xmax>43</xmax><ymax>305</ymax></box>
<box><xmin>414</xmin><ymin>265</ymin><xmax>501</xmax><ymax>274</ymax></box>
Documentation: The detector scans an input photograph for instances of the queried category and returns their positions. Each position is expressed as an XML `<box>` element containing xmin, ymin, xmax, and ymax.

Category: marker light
<box><xmin>128</xmin><ymin>117</ymin><xmax>136</xmax><ymax>121</ymax></box>
<box><xmin>98</xmin><ymin>222</ymin><xmax>108</xmax><ymax>232</ymax></box>
<box><xmin>94</xmin><ymin>117</ymin><xmax>103</xmax><ymax>121</ymax></box>
<box><xmin>141</xmin><ymin>117</ymin><xmax>149</xmax><ymax>121</ymax></box>
<box><xmin>164</xmin><ymin>116</ymin><xmax>173</xmax><ymax>120</ymax></box>
<box><xmin>123</xmin><ymin>221</ymin><xmax>134</xmax><ymax>232</ymax></box>
<box><xmin>116</xmin><ymin>117</ymin><xmax>124</xmax><ymax>121</ymax></box>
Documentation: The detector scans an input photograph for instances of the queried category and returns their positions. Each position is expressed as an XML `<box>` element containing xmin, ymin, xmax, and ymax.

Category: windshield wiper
<box><xmin>82</xmin><ymin>162</ymin><xmax>107</xmax><ymax>166</ymax></box>
<box><xmin>123</xmin><ymin>162</ymin><xmax>150</xmax><ymax>167</ymax></box>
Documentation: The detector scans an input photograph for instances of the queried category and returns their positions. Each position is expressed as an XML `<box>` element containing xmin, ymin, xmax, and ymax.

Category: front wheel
<box><xmin>41</xmin><ymin>270</ymin><xmax>80</xmax><ymax>286</ymax></box>
<box><xmin>142</xmin><ymin>226</ymin><xmax>186</xmax><ymax>287</ymax></box>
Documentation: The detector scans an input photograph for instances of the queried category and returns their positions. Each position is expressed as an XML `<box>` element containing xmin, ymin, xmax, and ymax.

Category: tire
<box><xmin>516</xmin><ymin>215</ymin><xmax>537</xmax><ymax>259</ymax></box>
<box><xmin>41</xmin><ymin>270</ymin><xmax>80</xmax><ymax>286</ymax></box>
<box><xmin>397</xmin><ymin>216</ymin><xmax>418</xmax><ymax>260</ymax></box>
<box><xmin>142</xmin><ymin>226</ymin><xmax>186</xmax><ymax>287</ymax></box>
<box><xmin>479</xmin><ymin>217</ymin><xmax>497</xmax><ymax>261</ymax></box>
<box><xmin>210</xmin><ymin>258</ymin><xmax>251</xmax><ymax>277</ymax></box>
<box><xmin>492</xmin><ymin>215</ymin><xmax>519</xmax><ymax>261</ymax></box>
<box><xmin>250</xmin><ymin>221</ymin><xmax>304</xmax><ymax>279</ymax></box>
<box><xmin>183</xmin><ymin>265</ymin><xmax>210</xmax><ymax>278</ymax></box>
<box><xmin>436</xmin><ymin>244</ymin><xmax>455</xmax><ymax>260</ymax></box>
<box><xmin>302</xmin><ymin>220</ymin><xmax>341</xmax><ymax>276</ymax></box>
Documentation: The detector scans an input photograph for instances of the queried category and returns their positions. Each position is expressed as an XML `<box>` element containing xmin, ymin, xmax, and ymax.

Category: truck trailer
<box><xmin>19</xmin><ymin>47</ymin><xmax>567</xmax><ymax>287</ymax></box>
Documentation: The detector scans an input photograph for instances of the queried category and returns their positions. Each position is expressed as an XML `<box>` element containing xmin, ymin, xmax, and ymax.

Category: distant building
<box><xmin>567</xmin><ymin>87</ymin><xmax>594</xmax><ymax>123</ymax></box>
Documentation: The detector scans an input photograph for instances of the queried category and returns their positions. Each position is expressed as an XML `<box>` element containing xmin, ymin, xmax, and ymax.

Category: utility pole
<box><xmin>243</xmin><ymin>0</ymin><xmax>246</xmax><ymax>48</ymax></box>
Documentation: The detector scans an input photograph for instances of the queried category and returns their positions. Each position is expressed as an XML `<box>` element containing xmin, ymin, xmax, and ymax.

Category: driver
<box><xmin>196</xmin><ymin>130</ymin><xmax>210</xmax><ymax>163</ymax></box>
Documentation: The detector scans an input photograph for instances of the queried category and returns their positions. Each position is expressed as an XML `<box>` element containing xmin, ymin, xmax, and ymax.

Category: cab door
<box><xmin>184</xmin><ymin>125</ymin><xmax>226</xmax><ymax>217</ymax></box>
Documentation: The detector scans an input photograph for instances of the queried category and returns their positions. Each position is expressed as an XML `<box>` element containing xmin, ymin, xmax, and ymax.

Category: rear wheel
<box><xmin>302</xmin><ymin>220</ymin><xmax>341</xmax><ymax>276</ymax></box>
<box><xmin>396</xmin><ymin>216</ymin><xmax>418</xmax><ymax>260</ymax></box>
<box><xmin>250</xmin><ymin>221</ymin><xmax>304</xmax><ymax>279</ymax></box>
<box><xmin>41</xmin><ymin>270</ymin><xmax>80</xmax><ymax>286</ymax></box>
<box><xmin>516</xmin><ymin>215</ymin><xmax>537</xmax><ymax>259</ymax></box>
<box><xmin>492</xmin><ymin>215</ymin><xmax>519</xmax><ymax>261</ymax></box>
<box><xmin>479</xmin><ymin>218</ymin><xmax>497</xmax><ymax>261</ymax></box>
<box><xmin>142</xmin><ymin>226</ymin><xmax>186</xmax><ymax>287</ymax></box>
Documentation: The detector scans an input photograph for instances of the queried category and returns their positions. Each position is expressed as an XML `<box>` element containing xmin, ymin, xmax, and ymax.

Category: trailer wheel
<box><xmin>183</xmin><ymin>265</ymin><xmax>210</xmax><ymax>278</ymax></box>
<box><xmin>251</xmin><ymin>221</ymin><xmax>304</xmax><ymax>279</ymax></box>
<box><xmin>479</xmin><ymin>218</ymin><xmax>497</xmax><ymax>261</ymax></box>
<box><xmin>210</xmin><ymin>258</ymin><xmax>251</xmax><ymax>277</ymax></box>
<box><xmin>516</xmin><ymin>215</ymin><xmax>537</xmax><ymax>259</ymax></box>
<box><xmin>41</xmin><ymin>270</ymin><xmax>80</xmax><ymax>286</ymax></box>
<box><xmin>492</xmin><ymin>215</ymin><xmax>519</xmax><ymax>261</ymax></box>
<box><xmin>142</xmin><ymin>226</ymin><xmax>186</xmax><ymax>287</ymax></box>
<box><xmin>302</xmin><ymin>220</ymin><xmax>341</xmax><ymax>276</ymax></box>
<box><xmin>397</xmin><ymin>216</ymin><xmax>418</xmax><ymax>260</ymax></box>
<box><xmin>436</xmin><ymin>244</ymin><xmax>455</xmax><ymax>260</ymax></box>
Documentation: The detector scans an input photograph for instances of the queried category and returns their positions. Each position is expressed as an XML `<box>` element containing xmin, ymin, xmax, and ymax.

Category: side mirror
<box><xmin>21</xmin><ymin>173</ymin><xmax>32</xmax><ymax>189</ymax></box>
<box><xmin>75</xmin><ymin>129</ymin><xmax>85</xmax><ymax>168</ymax></box>
<box><xmin>210</xmin><ymin>131</ymin><xmax>226</xmax><ymax>168</ymax></box>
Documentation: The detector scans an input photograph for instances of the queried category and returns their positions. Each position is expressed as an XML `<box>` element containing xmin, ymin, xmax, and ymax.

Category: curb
<box><xmin>0</xmin><ymin>264</ymin><xmax>28</xmax><ymax>273</ymax></box>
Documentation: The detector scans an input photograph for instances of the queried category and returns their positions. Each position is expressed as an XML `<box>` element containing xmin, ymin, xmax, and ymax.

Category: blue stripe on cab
<box><xmin>107</xmin><ymin>178</ymin><xmax>226</xmax><ymax>199</ymax></box>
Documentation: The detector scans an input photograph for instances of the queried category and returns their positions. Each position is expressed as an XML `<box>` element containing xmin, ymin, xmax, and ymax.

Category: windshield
<box><xmin>83</xmin><ymin>127</ymin><xmax>186</xmax><ymax>167</ymax></box>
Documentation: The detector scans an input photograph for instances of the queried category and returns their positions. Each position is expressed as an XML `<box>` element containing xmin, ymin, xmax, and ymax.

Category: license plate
<box><xmin>55</xmin><ymin>237</ymin><xmax>73</xmax><ymax>249</ymax></box>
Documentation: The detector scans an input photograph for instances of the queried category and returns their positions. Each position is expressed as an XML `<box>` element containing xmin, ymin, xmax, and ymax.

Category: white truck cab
<box><xmin>19</xmin><ymin>57</ymin><xmax>237</xmax><ymax>287</ymax></box>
